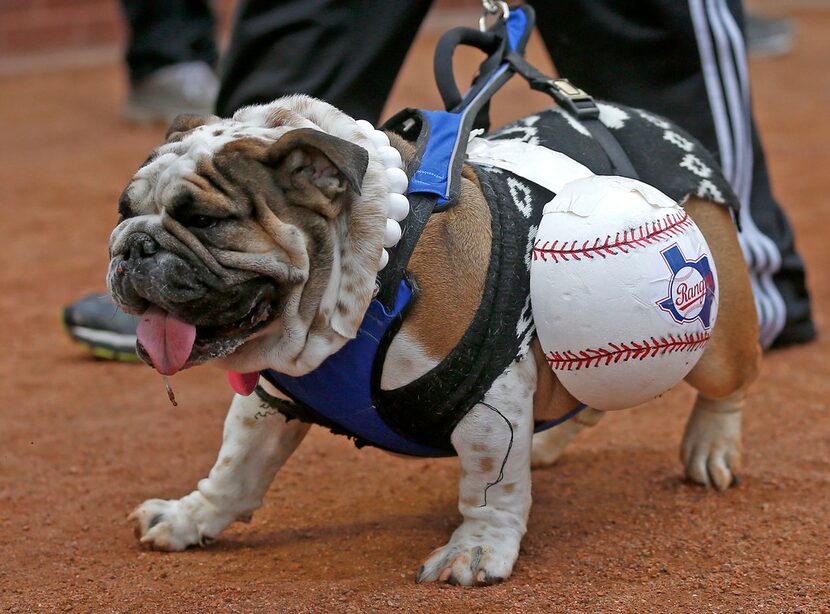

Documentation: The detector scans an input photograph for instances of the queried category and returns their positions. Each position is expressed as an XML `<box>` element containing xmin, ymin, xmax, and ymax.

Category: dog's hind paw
<box><xmin>681</xmin><ymin>407</ymin><xmax>742</xmax><ymax>491</ymax></box>
<box><xmin>415</xmin><ymin>524</ymin><xmax>520</xmax><ymax>586</ymax></box>
<box><xmin>128</xmin><ymin>495</ymin><xmax>218</xmax><ymax>551</ymax></box>
<box><xmin>531</xmin><ymin>408</ymin><xmax>604</xmax><ymax>468</ymax></box>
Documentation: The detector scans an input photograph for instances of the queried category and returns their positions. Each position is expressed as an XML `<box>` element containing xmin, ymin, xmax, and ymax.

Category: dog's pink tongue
<box><xmin>227</xmin><ymin>371</ymin><xmax>259</xmax><ymax>396</ymax></box>
<box><xmin>136</xmin><ymin>306</ymin><xmax>197</xmax><ymax>376</ymax></box>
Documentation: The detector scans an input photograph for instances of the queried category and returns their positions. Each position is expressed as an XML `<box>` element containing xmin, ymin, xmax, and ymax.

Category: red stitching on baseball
<box><xmin>532</xmin><ymin>211</ymin><xmax>692</xmax><ymax>262</ymax></box>
<box><xmin>545</xmin><ymin>332</ymin><xmax>710</xmax><ymax>370</ymax></box>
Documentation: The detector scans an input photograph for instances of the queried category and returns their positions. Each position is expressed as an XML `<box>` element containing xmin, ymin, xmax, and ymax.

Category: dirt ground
<box><xmin>2</xmin><ymin>8</ymin><xmax>829</xmax><ymax>614</ymax></box>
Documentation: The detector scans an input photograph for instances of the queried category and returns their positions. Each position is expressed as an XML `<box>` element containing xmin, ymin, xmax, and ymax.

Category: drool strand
<box><xmin>162</xmin><ymin>376</ymin><xmax>178</xmax><ymax>407</ymax></box>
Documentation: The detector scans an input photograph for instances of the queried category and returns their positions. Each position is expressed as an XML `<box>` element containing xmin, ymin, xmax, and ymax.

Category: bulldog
<box><xmin>109</xmin><ymin>95</ymin><xmax>760</xmax><ymax>586</ymax></box>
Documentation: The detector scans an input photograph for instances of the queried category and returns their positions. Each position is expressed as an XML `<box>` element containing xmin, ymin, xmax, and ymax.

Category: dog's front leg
<box><xmin>129</xmin><ymin>387</ymin><xmax>309</xmax><ymax>551</ymax></box>
<box><xmin>416</xmin><ymin>358</ymin><xmax>535</xmax><ymax>586</ymax></box>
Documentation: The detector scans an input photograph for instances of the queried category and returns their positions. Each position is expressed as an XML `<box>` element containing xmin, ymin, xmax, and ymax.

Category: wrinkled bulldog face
<box><xmin>107</xmin><ymin>96</ymin><xmax>389</xmax><ymax>379</ymax></box>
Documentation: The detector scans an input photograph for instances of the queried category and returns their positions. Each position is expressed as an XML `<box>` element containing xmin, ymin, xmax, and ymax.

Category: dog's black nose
<box><xmin>125</xmin><ymin>233</ymin><xmax>159</xmax><ymax>260</ymax></box>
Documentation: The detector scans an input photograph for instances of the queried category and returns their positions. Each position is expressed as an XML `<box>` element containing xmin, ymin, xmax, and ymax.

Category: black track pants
<box><xmin>216</xmin><ymin>0</ymin><xmax>815</xmax><ymax>348</ymax></box>
<box><xmin>121</xmin><ymin>0</ymin><xmax>218</xmax><ymax>83</ymax></box>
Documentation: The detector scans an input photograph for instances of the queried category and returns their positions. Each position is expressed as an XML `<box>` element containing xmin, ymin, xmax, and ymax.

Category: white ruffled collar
<box><xmin>355</xmin><ymin>120</ymin><xmax>409</xmax><ymax>271</ymax></box>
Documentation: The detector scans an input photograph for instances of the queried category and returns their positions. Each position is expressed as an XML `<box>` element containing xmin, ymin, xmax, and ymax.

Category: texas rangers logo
<box><xmin>656</xmin><ymin>243</ymin><xmax>716</xmax><ymax>329</ymax></box>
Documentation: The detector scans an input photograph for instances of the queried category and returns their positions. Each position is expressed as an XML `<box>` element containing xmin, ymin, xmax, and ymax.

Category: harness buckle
<box><xmin>546</xmin><ymin>78</ymin><xmax>601</xmax><ymax>120</ymax></box>
<box><xmin>479</xmin><ymin>0</ymin><xmax>510</xmax><ymax>31</ymax></box>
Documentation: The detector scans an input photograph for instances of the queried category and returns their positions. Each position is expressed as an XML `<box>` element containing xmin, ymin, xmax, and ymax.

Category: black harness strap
<box><xmin>373</xmin><ymin>165</ymin><xmax>535</xmax><ymax>448</ymax></box>
<box><xmin>376</xmin><ymin>109</ymin><xmax>439</xmax><ymax>310</ymax></box>
<box><xmin>505</xmin><ymin>53</ymin><xmax>640</xmax><ymax>180</ymax></box>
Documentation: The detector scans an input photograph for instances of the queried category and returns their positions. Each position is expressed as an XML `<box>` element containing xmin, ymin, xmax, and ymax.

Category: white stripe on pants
<box><xmin>689</xmin><ymin>0</ymin><xmax>786</xmax><ymax>347</ymax></box>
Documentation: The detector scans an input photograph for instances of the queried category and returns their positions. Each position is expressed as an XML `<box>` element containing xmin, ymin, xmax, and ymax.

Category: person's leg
<box><xmin>216</xmin><ymin>0</ymin><xmax>433</xmax><ymax>122</ymax></box>
<box><xmin>535</xmin><ymin>0</ymin><xmax>815</xmax><ymax>348</ymax></box>
<box><xmin>120</xmin><ymin>0</ymin><xmax>219</xmax><ymax>123</ymax></box>
<box><xmin>121</xmin><ymin>0</ymin><xmax>218</xmax><ymax>83</ymax></box>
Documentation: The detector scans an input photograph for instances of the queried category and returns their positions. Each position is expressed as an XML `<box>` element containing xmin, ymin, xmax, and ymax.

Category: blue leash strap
<box><xmin>533</xmin><ymin>403</ymin><xmax>589</xmax><ymax>433</ymax></box>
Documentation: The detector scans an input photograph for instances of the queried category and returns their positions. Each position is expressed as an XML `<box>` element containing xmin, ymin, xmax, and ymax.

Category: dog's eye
<box><xmin>186</xmin><ymin>214</ymin><xmax>222</xmax><ymax>229</ymax></box>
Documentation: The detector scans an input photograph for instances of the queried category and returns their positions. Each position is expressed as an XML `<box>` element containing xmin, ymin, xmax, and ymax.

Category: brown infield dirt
<box><xmin>1</xmin><ymin>8</ymin><xmax>829</xmax><ymax>614</ymax></box>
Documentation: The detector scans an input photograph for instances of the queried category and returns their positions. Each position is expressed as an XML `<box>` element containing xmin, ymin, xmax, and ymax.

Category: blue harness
<box><xmin>261</xmin><ymin>279</ymin><xmax>452</xmax><ymax>457</ymax></box>
<box><xmin>258</xmin><ymin>6</ymin><xmax>621</xmax><ymax>457</ymax></box>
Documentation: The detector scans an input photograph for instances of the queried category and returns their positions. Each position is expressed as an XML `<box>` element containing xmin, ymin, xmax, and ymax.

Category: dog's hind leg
<box><xmin>530</xmin><ymin>408</ymin><xmax>604</xmax><ymax>467</ymax></box>
<box><xmin>681</xmin><ymin>198</ymin><xmax>761</xmax><ymax>491</ymax></box>
<box><xmin>416</xmin><ymin>356</ymin><xmax>536</xmax><ymax>586</ymax></box>
<box><xmin>528</xmin><ymin>338</ymin><xmax>604</xmax><ymax>467</ymax></box>
<box><xmin>129</xmin><ymin>384</ymin><xmax>309</xmax><ymax>551</ymax></box>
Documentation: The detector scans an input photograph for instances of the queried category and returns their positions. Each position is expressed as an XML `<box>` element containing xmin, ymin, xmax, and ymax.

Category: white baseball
<box><xmin>530</xmin><ymin>175</ymin><xmax>719</xmax><ymax>410</ymax></box>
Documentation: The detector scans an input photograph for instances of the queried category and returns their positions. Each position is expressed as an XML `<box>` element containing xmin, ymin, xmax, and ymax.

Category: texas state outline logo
<box><xmin>656</xmin><ymin>243</ymin><xmax>716</xmax><ymax>329</ymax></box>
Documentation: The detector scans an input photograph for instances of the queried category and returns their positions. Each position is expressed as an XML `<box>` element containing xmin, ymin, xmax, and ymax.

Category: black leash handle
<box><xmin>434</xmin><ymin>27</ymin><xmax>504</xmax><ymax>112</ymax></box>
<box><xmin>505</xmin><ymin>52</ymin><xmax>638</xmax><ymax>178</ymax></box>
<box><xmin>430</xmin><ymin>4</ymin><xmax>639</xmax><ymax>179</ymax></box>
<box><xmin>432</xmin><ymin>4</ymin><xmax>535</xmax><ymax>129</ymax></box>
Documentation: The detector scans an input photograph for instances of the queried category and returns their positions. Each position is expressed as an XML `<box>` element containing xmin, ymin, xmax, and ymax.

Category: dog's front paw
<box><xmin>415</xmin><ymin>522</ymin><xmax>520</xmax><ymax>586</ymax></box>
<box><xmin>128</xmin><ymin>493</ymin><xmax>225</xmax><ymax>551</ymax></box>
<box><xmin>681</xmin><ymin>407</ymin><xmax>742</xmax><ymax>491</ymax></box>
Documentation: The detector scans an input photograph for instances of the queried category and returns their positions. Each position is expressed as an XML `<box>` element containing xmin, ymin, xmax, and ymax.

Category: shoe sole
<box><xmin>63</xmin><ymin>322</ymin><xmax>140</xmax><ymax>363</ymax></box>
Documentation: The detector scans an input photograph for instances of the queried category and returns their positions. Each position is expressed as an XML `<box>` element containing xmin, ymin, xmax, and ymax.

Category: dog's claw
<box><xmin>707</xmin><ymin>450</ymin><xmax>736</xmax><ymax>491</ymax></box>
<box><xmin>478</xmin><ymin>572</ymin><xmax>505</xmax><ymax>586</ymax></box>
<box><xmin>416</xmin><ymin>529</ymin><xmax>519</xmax><ymax>586</ymax></box>
<box><xmin>681</xmin><ymin>408</ymin><xmax>742</xmax><ymax>491</ymax></box>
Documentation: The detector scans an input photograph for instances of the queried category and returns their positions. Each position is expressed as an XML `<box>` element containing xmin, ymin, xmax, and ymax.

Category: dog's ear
<box><xmin>165</xmin><ymin>114</ymin><xmax>221</xmax><ymax>142</ymax></box>
<box><xmin>266</xmin><ymin>128</ymin><xmax>369</xmax><ymax>218</ymax></box>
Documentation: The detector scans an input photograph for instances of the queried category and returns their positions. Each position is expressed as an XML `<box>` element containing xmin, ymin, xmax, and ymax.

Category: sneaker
<box><xmin>746</xmin><ymin>13</ymin><xmax>794</xmax><ymax>57</ymax></box>
<box><xmin>123</xmin><ymin>61</ymin><xmax>219</xmax><ymax>124</ymax></box>
<box><xmin>62</xmin><ymin>293</ymin><xmax>139</xmax><ymax>362</ymax></box>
